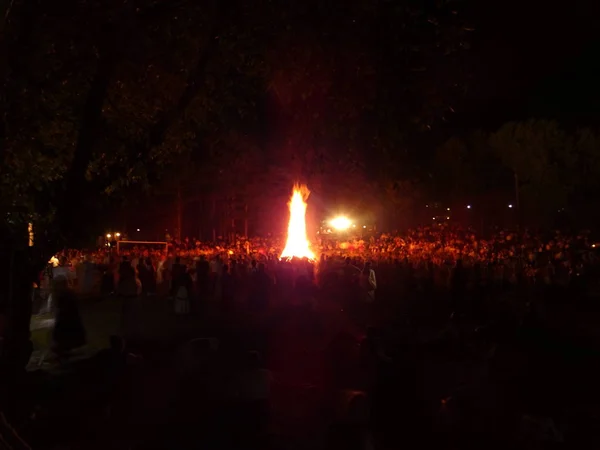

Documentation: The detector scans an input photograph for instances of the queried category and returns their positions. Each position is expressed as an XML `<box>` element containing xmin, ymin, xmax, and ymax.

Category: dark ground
<box><xmin>24</xmin><ymin>294</ymin><xmax>361</xmax><ymax>449</ymax></box>
<box><xmin>16</xmin><ymin>284</ymin><xmax>600</xmax><ymax>449</ymax></box>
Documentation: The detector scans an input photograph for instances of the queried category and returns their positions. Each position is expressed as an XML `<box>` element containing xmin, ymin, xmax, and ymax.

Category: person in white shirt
<box><xmin>209</xmin><ymin>255</ymin><xmax>223</xmax><ymax>276</ymax></box>
<box><xmin>360</xmin><ymin>262</ymin><xmax>377</xmax><ymax>303</ymax></box>
<box><xmin>358</xmin><ymin>262</ymin><xmax>377</xmax><ymax>327</ymax></box>
<box><xmin>209</xmin><ymin>255</ymin><xmax>223</xmax><ymax>299</ymax></box>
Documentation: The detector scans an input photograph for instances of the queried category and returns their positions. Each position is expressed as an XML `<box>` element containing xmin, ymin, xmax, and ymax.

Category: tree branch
<box><xmin>131</xmin><ymin>0</ymin><xmax>228</xmax><ymax>166</ymax></box>
<box><xmin>57</xmin><ymin>22</ymin><xmax>120</xmax><ymax>244</ymax></box>
<box><xmin>0</xmin><ymin>0</ymin><xmax>15</xmax><ymax>34</ymax></box>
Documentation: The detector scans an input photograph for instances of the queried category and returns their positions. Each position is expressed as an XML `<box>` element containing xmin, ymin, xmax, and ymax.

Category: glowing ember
<box><xmin>280</xmin><ymin>184</ymin><xmax>316</xmax><ymax>260</ymax></box>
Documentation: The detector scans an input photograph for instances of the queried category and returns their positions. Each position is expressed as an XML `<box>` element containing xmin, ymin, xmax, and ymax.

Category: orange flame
<box><xmin>280</xmin><ymin>184</ymin><xmax>316</xmax><ymax>260</ymax></box>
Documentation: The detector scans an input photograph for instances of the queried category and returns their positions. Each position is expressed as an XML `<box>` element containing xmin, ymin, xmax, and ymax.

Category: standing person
<box><xmin>343</xmin><ymin>257</ymin><xmax>361</xmax><ymax>311</ymax></box>
<box><xmin>117</xmin><ymin>256</ymin><xmax>137</xmax><ymax>297</ymax></box>
<box><xmin>249</xmin><ymin>259</ymin><xmax>258</xmax><ymax>274</ymax></box>
<box><xmin>175</xmin><ymin>270</ymin><xmax>193</xmax><ymax>315</ymax></box>
<box><xmin>359</xmin><ymin>262</ymin><xmax>377</xmax><ymax>326</ymax></box>
<box><xmin>156</xmin><ymin>254</ymin><xmax>168</xmax><ymax>294</ymax></box>
<box><xmin>100</xmin><ymin>256</ymin><xmax>116</xmax><ymax>296</ymax></box>
<box><xmin>249</xmin><ymin>263</ymin><xmax>271</xmax><ymax>311</ymax></box>
<box><xmin>360</xmin><ymin>262</ymin><xmax>377</xmax><ymax>303</ymax></box>
<box><xmin>194</xmin><ymin>256</ymin><xmax>210</xmax><ymax>313</ymax></box>
<box><xmin>171</xmin><ymin>256</ymin><xmax>186</xmax><ymax>296</ymax></box>
<box><xmin>220</xmin><ymin>264</ymin><xmax>235</xmax><ymax>312</ymax></box>
<box><xmin>209</xmin><ymin>254</ymin><xmax>223</xmax><ymax>299</ymax></box>
<box><xmin>118</xmin><ymin>256</ymin><xmax>134</xmax><ymax>280</ymax></box>
<box><xmin>52</xmin><ymin>276</ymin><xmax>86</xmax><ymax>359</ymax></box>
<box><xmin>138</xmin><ymin>257</ymin><xmax>157</xmax><ymax>295</ymax></box>
<box><xmin>80</xmin><ymin>254</ymin><xmax>96</xmax><ymax>296</ymax></box>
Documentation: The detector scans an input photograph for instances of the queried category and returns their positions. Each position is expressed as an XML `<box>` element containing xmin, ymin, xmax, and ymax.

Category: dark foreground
<box><xmin>12</xmin><ymin>285</ymin><xmax>600</xmax><ymax>449</ymax></box>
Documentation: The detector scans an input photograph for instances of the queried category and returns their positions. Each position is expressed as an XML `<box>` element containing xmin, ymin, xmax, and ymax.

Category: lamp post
<box><xmin>514</xmin><ymin>172</ymin><xmax>520</xmax><ymax>210</ymax></box>
<box><xmin>514</xmin><ymin>171</ymin><xmax>521</xmax><ymax>229</ymax></box>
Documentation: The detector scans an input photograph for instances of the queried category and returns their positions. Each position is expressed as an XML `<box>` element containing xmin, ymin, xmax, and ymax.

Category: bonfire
<box><xmin>280</xmin><ymin>184</ymin><xmax>316</xmax><ymax>261</ymax></box>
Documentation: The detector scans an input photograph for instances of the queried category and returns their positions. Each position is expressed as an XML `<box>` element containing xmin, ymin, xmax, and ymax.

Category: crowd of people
<box><xmin>39</xmin><ymin>223</ymin><xmax>600</xmax><ymax>355</ymax></box>
<box><xmin>30</xmin><ymin>223</ymin><xmax>600</xmax><ymax>448</ymax></box>
<box><xmin>44</xmin><ymin>224</ymin><xmax>599</xmax><ymax>302</ymax></box>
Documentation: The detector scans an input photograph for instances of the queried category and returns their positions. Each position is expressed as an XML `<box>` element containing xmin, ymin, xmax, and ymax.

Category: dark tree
<box><xmin>0</xmin><ymin>0</ymin><xmax>474</xmax><ymax>378</ymax></box>
<box><xmin>0</xmin><ymin>0</ymin><xmax>247</xmax><ymax>377</ymax></box>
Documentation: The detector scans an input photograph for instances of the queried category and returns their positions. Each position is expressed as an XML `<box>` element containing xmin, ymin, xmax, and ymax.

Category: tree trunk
<box><xmin>0</xmin><ymin>15</ymin><xmax>121</xmax><ymax>386</ymax></box>
<box><xmin>0</xmin><ymin>228</ymin><xmax>34</xmax><ymax>411</ymax></box>
<box><xmin>131</xmin><ymin>0</ymin><xmax>228</xmax><ymax>166</ymax></box>
<box><xmin>1</xmin><ymin>0</ymin><xmax>37</xmax><ymax>165</ymax></box>
<box><xmin>57</xmin><ymin>23</ymin><xmax>119</xmax><ymax>243</ymax></box>
<box><xmin>0</xmin><ymin>0</ymin><xmax>15</xmax><ymax>33</ymax></box>
<box><xmin>1</xmin><ymin>250</ymin><xmax>33</xmax><ymax>365</ymax></box>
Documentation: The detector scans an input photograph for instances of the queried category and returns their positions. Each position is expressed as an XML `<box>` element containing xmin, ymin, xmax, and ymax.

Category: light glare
<box><xmin>330</xmin><ymin>216</ymin><xmax>352</xmax><ymax>231</ymax></box>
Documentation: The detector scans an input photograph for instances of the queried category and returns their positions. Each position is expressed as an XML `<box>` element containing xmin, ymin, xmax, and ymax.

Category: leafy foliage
<box><xmin>428</xmin><ymin>120</ymin><xmax>600</xmax><ymax>225</ymax></box>
<box><xmin>1</xmin><ymin>0</ymin><xmax>255</xmax><ymax>243</ymax></box>
<box><xmin>0</xmin><ymin>0</ymin><xmax>474</xmax><ymax>246</ymax></box>
<box><xmin>490</xmin><ymin>120</ymin><xmax>575</xmax><ymax>220</ymax></box>
<box><xmin>432</xmin><ymin>130</ymin><xmax>507</xmax><ymax>202</ymax></box>
<box><xmin>489</xmin><ymin>120</ymin><xmax>600</xmax><ymax>223</ymax></box>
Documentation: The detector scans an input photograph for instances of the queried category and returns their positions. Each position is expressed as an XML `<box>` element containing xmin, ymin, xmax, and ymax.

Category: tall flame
<box><xmin>280</xmin><ymin>184</ymin><xmax>316</xmax><ymax>260</ymax></box>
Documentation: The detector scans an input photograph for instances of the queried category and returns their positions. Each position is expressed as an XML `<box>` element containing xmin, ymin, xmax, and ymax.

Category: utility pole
<box><xmin>176</xmin><ymin>185</ymin><xmax>182</xmax><ymax>241</ymax></box>
<box><xmin>211</xmin><ymin>194</ymin><xmax>216</xmax><ymax>242</ymax></box>
<box><xmin>230</xmin><ymin>196</ymin><xmax>235</xmax><ymax>243</ymax></box>
<box><xmin>514</xmin><ymin>171</ymin><xmax>520</xmax><ymax>210</ymax></box>
<box><xmin>244</xmin><ymin>203</ymin><xmax>248</xmax><ymax>238</ymax></box>
<box><xmin>514</xmin><ymin>171</ymin><xmax>521</xmax><ymax>229</ymax></box>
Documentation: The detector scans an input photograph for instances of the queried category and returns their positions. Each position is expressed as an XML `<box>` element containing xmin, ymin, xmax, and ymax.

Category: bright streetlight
<box><xmin>330</xmin><ymin>216</ymin><xmax>352</xmax><ymax>231</ymax></box>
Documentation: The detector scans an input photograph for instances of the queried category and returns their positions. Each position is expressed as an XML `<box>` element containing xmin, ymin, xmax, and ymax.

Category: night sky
<box><xmin>448</xmin><ymin>0</ymin><xmax>599</xmax><ymax>131</ymax></box>
<box><xmin>117</xmin><ymin>0</ymin><xmax>600</xmax><ymax>236</ymax></box>
<box><xmin>3</xmin><ymin>0</ymin><xmax>600</xmax><ymax>239</ymax></box>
